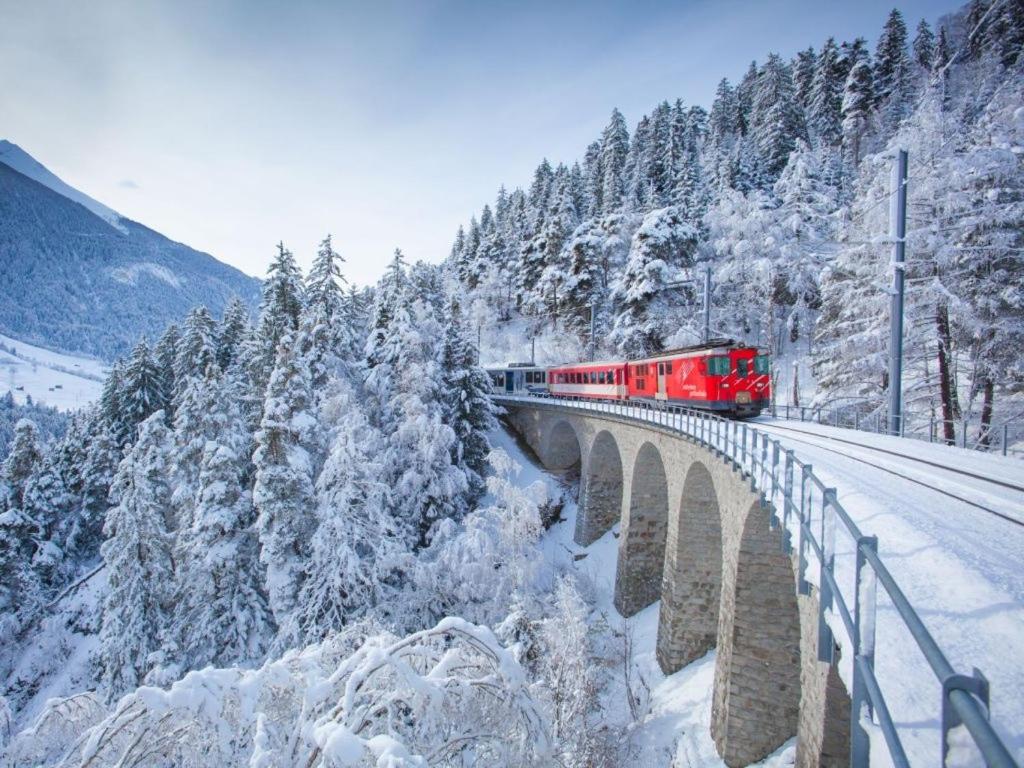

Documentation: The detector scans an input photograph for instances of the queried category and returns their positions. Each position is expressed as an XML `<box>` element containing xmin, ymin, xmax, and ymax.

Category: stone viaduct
<box><xmin>503</xmin><ymin>400</ymin><xmax>851</xmax><ymax>767</ymax></box>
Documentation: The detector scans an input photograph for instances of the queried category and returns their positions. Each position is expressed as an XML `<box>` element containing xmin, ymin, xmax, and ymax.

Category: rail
<box><xmin>493</xmin><ymin>393</ymin><xmax>1018</xmax><ymax>768</ymax></box>
<box><xmin>768</xmin><ymin>403</ymin><xmax>1022</xmax><ymax>458</ymax></box>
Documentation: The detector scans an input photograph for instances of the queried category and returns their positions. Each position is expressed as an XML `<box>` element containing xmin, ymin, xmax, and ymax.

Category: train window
<box><xmin>707</xmin><ymin>356</ymin><xmax>730</xmax><ymax>376</ymax></box>
<box><xmin>736</xmin><ymin>358</ymin><xmax>748</xmax><ymax>378</ymax></box>
<box><xmin>754</xmin><ymin>355</ymin><xmax>770</xmax><ymax>374</ymax></box>
<box><xmin>657</xmin><ymin>363</ymin><xmax>664</xmax><ymax>375</ymax></box>
<box><xmin>525</xmin><ymin>372</ymin><xmax>533</xmax><ymax>384</ymax></box>
<box><xmin>591</xmin><ymin>371</ymin><xmax>598</xmax><ymax>383</ymax></box>
<box><xmin>665</xmin><ymin>361</ymin><xmax>673</xmax><ymax>374</ymax></box>
<box><xmin>539</xmin><ymin>372</ymin><xmax>546</xmax><ymax>383</ymax></box>
<box><xmin>598</xmin><ymin>371</ymin><xmax>606</xmax><ymax>384</ymax></box>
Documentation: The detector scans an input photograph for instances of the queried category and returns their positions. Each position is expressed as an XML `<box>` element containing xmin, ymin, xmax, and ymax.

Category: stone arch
<box><xmin>614</xmin><ymin>441</ymin><xmax>669</xmax><ymax>617</ymax></box>
<box><xmin>575</xmin><ymin>430</ymin><xmax>623</xmax><ymax>546</ymax></box>
<box><xmin>712</xmin><ymin>500</ymin><xmax>801</xmax><ymax>767</ymax></box>
<box><xmin>543</xmin><ymin>419</ymin><xmax>581</xmax><ymax>471</ymax></box>
<box><xmin>656</xmin><ymin>460</ymin><xmax>723</xmax><ymax>674</ymax></box>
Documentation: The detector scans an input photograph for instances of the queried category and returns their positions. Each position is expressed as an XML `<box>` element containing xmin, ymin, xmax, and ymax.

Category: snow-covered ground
<box><xmin>0</xmin><ymin>333</ymin><xmax>106</xmax><ymax>410</ymax></box>
<box><xmin>496</xmin><ymin>398</ymin><xmax>1024</xmax><ymax>764</ymax></box>
<box><xmin>491</xmin><ymin>426</ymin><xmax>795</xmax><ymax>766</ymax></box>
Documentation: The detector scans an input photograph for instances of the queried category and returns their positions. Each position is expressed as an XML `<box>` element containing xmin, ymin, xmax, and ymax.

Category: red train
<box><xmin>487</xmin><ymin>340</ymin><xmax>771</xmax><ymax>418</ymax></box>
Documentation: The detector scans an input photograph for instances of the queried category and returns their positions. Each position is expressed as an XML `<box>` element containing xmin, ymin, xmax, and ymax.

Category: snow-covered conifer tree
<box><xmin>98</xmin><ymin>412</ymin><xmax>174</xmax><ymax>698</ymax></box>
<box><xmin>120</xmin><ymin>338</ymin><xmax>163</xmax><ymax>430</ymax></box>
<box><xmin>440</xmin><ymin>301</ymin><xmax>497</xmax><ymax>501</ymax></box>
<box><xmin>385</xmin><ymin>301</ymin><xmax>468</xmax><ymax>547</ymax></box>
<box><xmin>253</xmin><ymin>335</ymin><xmax>315</xmax><ymax>628</ymax></box>
<box><xmin>288</xmin><ymin>379</ymin><xmax>400</xmax><ymax>645</ymax></box>
<box><xmin>610</xmin><ymin>207</ymin><xmax>699</xmax><ymax>356</ymax></box>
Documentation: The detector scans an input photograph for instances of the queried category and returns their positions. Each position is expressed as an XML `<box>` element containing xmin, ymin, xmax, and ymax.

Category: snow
<box><xmin>496</xmin><ymin>397</ymin><xmax>1024</xmax><ymax>764</ymax></box>
<box><xmin>109</xmin><ymin>261</ymin><xmax>184</xmax><ymax>289</ymax></box>
<box><xmin>0</xmin><ymin>332</ymin><xmax>106</xmax><ymax>410</ymax></box>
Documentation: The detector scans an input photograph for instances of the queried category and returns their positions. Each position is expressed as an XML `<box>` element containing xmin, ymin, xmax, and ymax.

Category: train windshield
<box><xmin>754</xmin><ymin>354</ymin><xmax>770</xmax><ymax>374</ymax></box>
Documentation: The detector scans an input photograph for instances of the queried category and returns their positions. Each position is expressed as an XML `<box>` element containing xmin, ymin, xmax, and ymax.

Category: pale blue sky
<box><xmin>0</xmin><ymin>0</ymin><xmax>952</xmax><ymax>285</ymax></box>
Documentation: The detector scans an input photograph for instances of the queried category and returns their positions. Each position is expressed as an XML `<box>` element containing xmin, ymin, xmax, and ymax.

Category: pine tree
<box><xmin>176</xmin><ymin>404</ymin><xmax>271</xmax><ymax>669</ymax></box>
<box><xmin>385</xmin><ymin>301</ymin><xmax>468</xmax><ymax>547</ymax></box>
<box><xmin>153</xmin><ymin>323</ymin><xmax>180</xmax><ymax>417</ymax></box>
<box><xmin>300</xmin><ymin>234</ymin><xmax>353</xmax><ymax>393</ymax></box>
<box><xmin>253</xmin><ymin>336</ymin><xmax>316</xmax><ymax>628</ymax></box>
<box><xmin>527</xmin><ymin>159</ymin><xmax>555</xmax><ymax>231</ymax></box>
<box><xmin>913</xmin><ymin>19</ymin><xmax>936</xmax><ymax>71</ymax></box>
<box><xmin>75</xmin><ymin>412</ymin><xmax>121</xmax><ymax>560</ymax></box>
<box><xmin>0</xmin><ymin>419</ymin><xmax>44</xmax><ymax>616</ymax></box>
<box><xmin>842</xmin><ymin>59</ymin><xmax>874</xmax><ymax>164</ymax></box>
<box><xmin>809</xmin><ymin>38</ymin><xmax>843</xmax><ymax>147</ymax></box>
<box><xmin>99</xmin><ymin>360</ymin><xmax>130</xmax><ymax>448</ymax></box>
<box><xmin>793</xmin><ymin>46</ymin><xmax>817</xmax><ymax>107</ymax></box>
<box><xmin>20</xmin><ymin>452</ymin><xmax>74</xmax><ymax>593</ymax></box>
<box><xmin>750</xmin><ymin>53</ymin><xmax>806</xmax><ymax>183</ymax></box>
<box><xmin>610</xmin><ymin>207</ymin><xmax>699</xmax><ymax>356</ymax></box>
<box><xmin>174</xmin><ymin>306</ymin><xmax>219</xmax><ymax>397</ymax></box>
<box><xmin>289</xmin><ymin>379</ymin><xmax>400</xmax><ymax>644</ymax></box>
<box><xmin>583</xmin><ymin>140</ymin><xmax>603</xmax><ymax>217</ymax></box>
<box><xmin>875</xmin><ymin>9</ymin><xmax>912</xmax><ymax>112</ymax></box>
<box><xmin>600</xmin><ymin>109</ymin><xmax>630</xmax><ymax>213</ymax></box>
<box><xmin>217</xmin><ymin>297</ymin><xmax>251</xmax><ymax>372</ymax></box>
<box><xmin>98</xmin><ymin>413</ymin><xmax>174</xmax><ymax>699</ymax></box>
<box><xmin>253</xmin><ymin>242</ymin><xmax>304</xmax><ymax>390</ymax></box>
<box><xmin>121</xmin><ymin>339</ymin><xmax>163</xmax><ymax>430</ymax></box>
<box><xmin>440</xmin><ymin>301</ymin><xmax>497</xmax><ymax>501</ymax></box>
<box><xmin>625</xmin><ymin>114</ymin><xmax>653</xmax><ymax>210</ymax></box>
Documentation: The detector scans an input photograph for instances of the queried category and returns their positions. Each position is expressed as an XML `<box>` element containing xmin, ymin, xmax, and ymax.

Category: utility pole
<box><xmin>589</xmin><ymin>304</ymin><xmax>597</xmax><ymax>360</ymax></box>
<box><xmin>888</xmin><ymin>149</ymin><xmax>908</xmax><ymax>436</ymax></box>
<box><xmin>702</xmin><ymin>265</ymin><xmax>712</xmax><ymax>344</ymax></box>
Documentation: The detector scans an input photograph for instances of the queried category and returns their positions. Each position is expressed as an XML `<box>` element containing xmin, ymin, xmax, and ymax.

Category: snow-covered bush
<box><xmin>5</xmin><ymin>619</ymin><xmax>551</xmax><ymax>768</ymax></box>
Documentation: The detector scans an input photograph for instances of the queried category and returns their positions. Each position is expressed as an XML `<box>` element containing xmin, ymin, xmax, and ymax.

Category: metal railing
<box><xmin>494</xmin><ymin>393</ymin><xmax>1018</xmax><ymax>768</ymax></box>
<box><xmin>768</xmin><ymin>403</ymin><xmax>1022</xmax><ymax>458</ymax></box>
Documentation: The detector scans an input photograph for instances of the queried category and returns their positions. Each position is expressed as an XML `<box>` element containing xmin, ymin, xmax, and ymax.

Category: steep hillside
<box><xmin>0</xmin><ymin>154</ymin><xmax>260</xmax><ymax>359</ymax></box>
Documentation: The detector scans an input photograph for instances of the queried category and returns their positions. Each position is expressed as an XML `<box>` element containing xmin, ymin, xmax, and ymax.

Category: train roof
<box><xmin>628</xmin><ymin>339</ymin><xmax>765</xmax><ymax>362</ymax></box>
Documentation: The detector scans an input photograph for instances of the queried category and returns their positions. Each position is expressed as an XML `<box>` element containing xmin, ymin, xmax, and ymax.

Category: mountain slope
<box><xmin>0</xmin><ymin>151</ymin><xmax>261</xmax><ymax>359</ymax></box>
<box><xmin>0</xmin><ymin>140</ymin><xmax>124</xmax><ymax>231</ymax></box>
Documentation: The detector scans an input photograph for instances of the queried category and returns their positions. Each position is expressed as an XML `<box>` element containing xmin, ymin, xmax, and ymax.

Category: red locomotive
<box><xmin>488</xmin><ymin>340</ymin><xmax>770</xmax><ymax>418</ymax></box>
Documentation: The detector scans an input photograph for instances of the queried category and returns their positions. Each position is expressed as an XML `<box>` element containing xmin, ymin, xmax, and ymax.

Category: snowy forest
<box><xmin>1</xmin><ymin>0</ymin><xmax>1023</xmax><ymax>765</ymax></box>
<box><xmin>452</xmin><ymin>0</ymin><xmax>1023</xmax><ymax>442</ymax></box>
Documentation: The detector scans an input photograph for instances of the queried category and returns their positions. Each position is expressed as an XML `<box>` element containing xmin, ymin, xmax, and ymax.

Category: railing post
<box><xmin>741</xmin><ymin>423</ymin><xmax>748</xmax><ymax>472</ymax></box>
<box><xmin>942</xmin><ymin>670</ymin><xmax>991</xmax><ymax>767</ymax></box>
<box><xmin>855</xmin><ymin>411</ymin><xmax>860</xmax><ymax>431</ymax></box>
<box><xmin>851</xmin><ymin>535</ymin><xmax>879</xmax><ymax>768</ymax></box>
<box><xmin>770</xmin><ymin>441</ymin><xmax>780</xmax><ymax>526</ymax></box>
<box><xmin>782</xmin><ymin>449</ymin><xmax>794</xmax><ymax>552</ymax></box>
<box><xmin>798</xmin><ymin>464</ymin><xmax>812</xmax><ymax>595</ymax></box>
<box><xmin>962</xmin><ymin>420</ymin><xmax>968</xmax><ymax>449</ymax></box>
<box><xmin>818</xmin><ymin>488</ymin><xmax>838</xmax><ymax>664</ymax></box>
<box><xmin>1004</xmin><ymin>423</ymin><xmax>1009</xmax><ymax>457</ymax></box>
<box><xmin>800</xmin><ymin>406</ymin><xmax>805</xmax><ymax>422</ymax></box>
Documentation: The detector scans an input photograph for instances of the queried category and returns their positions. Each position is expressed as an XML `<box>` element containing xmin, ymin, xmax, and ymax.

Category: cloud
<box><xmin>118</xmin><ymin>179</ymin><xmax>139</xmax><ymax>189</ymax></box>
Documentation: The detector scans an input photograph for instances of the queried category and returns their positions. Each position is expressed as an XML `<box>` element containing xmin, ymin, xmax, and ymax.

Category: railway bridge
<box><xmin>496</xmin><ymin>394</ymin><xmax>1018</xmax><ymax>768</ymax></box>
<box><xmin>502</xmin><ymin>397</ymin><xmax>848</xmax><ymax>767</ymax></box>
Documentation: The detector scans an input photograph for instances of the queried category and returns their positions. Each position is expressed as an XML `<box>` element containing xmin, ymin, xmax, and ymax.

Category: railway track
<box><xmin>752</xmin><ymin>419</ymin><xmax>1024</xmax><ymax>528</ymax></box>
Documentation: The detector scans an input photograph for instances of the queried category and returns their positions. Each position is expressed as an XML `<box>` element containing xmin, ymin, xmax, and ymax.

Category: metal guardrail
<box><xmin>494</xmin><ymin>393</ymin><xmax>1018</xmax><ymax>768</ymax></box>
<box><xmin>769</xmin><ymin>403</ymin><xmax>1021</xmax><ymax>458</ymax></box>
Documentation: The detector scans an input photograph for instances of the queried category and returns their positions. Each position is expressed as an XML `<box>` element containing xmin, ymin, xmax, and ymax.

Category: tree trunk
<box><xmin>979</xmin><ymin>377</ymin><xmax>994</xmax><ymax>449</ymax></box>
<box><xmin>792</xmin><ymin>365</ymin><xmax>800</xmax><ymax>407</ymax></box>
<box><xmin>936</xmin><ymin>303</ymin><xmax>958</xmax><ymax>445</ymax></box>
